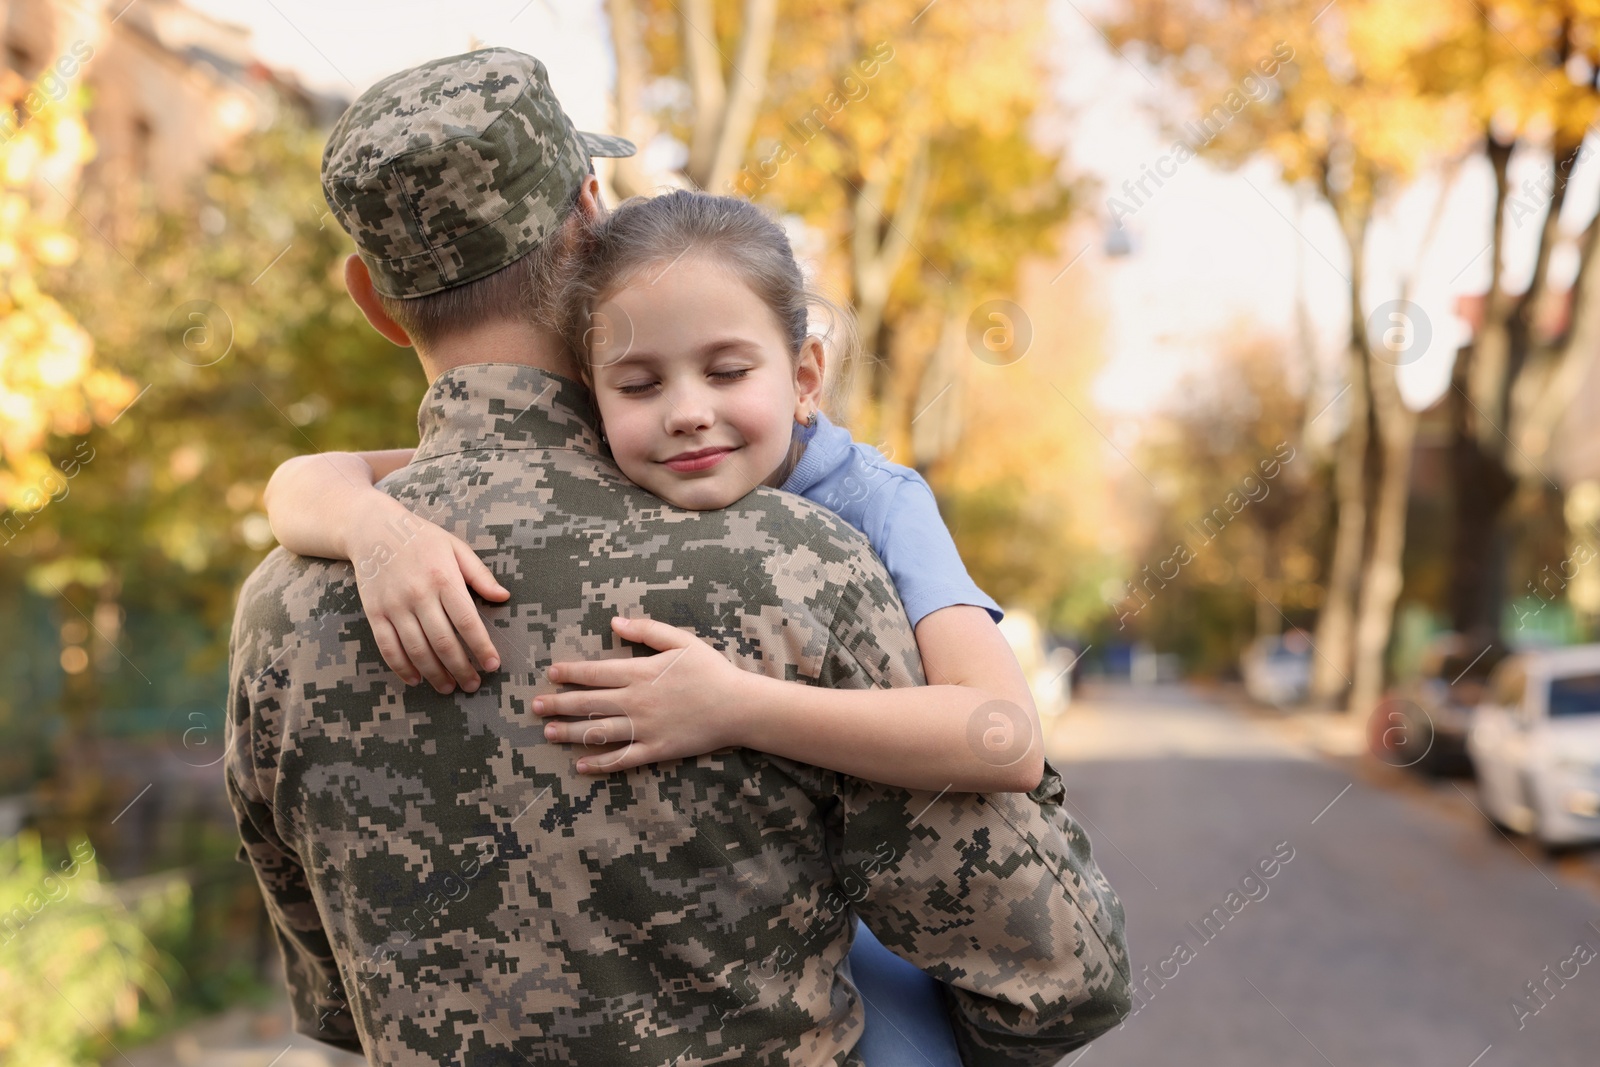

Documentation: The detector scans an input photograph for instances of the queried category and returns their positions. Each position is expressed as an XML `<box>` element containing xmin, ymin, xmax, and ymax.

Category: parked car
<box><xmin>1467</xmin><ymin>646</ymin><xmax>1600</xmax><ymax>849</ymax></box>
<box><xmin>1241</xmin><ymin>630</ymin><xmax>1312</xmax><ymax>708</ymax></box>
<box><xmin>1370</xmin><ymin>635</ymin><xmax>1506</xmax><ymax>778</ymax></box>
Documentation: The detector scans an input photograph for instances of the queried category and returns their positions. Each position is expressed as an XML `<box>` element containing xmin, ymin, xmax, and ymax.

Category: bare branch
<box><xmin>1484</xmin><ymin>132</ymin><xmax>1514</xmax><ymax>306</ymax></box>
<box><xmin>853</xmin><ymin>137</ymin><xmax>931</xmax><ymax>355</ymax></box>
<box><xmin>705</xmin><ymin>0</ymin><xmax>777</xmax><ymax>191</ymax></box>
<box><xmin>1519</xmin><ymin>211</ymin><xmax>1600</xmax><ymax>457</ymax></box>
<box><xmin>1519</xmin><ymin>135</ymin><xmax>1584</xmax><ymax>324</ymax></box>
<box><xmin>1399</xmin><ymin>154</ymin><xmax>1466</xmax><ymax>305</ymax></box>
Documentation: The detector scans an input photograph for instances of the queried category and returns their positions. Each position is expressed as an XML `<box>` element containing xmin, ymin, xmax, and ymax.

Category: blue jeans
<box><xmin>849</xmin><ymin>917</ymin><xmax>963</xmax><ymax>1067</ymax></box>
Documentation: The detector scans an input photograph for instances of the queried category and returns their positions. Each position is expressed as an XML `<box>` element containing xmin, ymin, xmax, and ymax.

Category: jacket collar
<box><xmin>412</xmin><ymin>363</ymin><xmax>605</xmax><ymax>462</ymax></box>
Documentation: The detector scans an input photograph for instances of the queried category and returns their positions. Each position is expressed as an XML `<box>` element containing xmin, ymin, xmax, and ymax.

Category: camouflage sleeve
<box><xmin>818</xmin><ymin>566</ymin><xmax>1134</xmax><ymax>1067</ymax></box>
<box><xmin>224</xmin><ymin>586</ymin><xmax>364</xmax><ymax>1055</ymax></box>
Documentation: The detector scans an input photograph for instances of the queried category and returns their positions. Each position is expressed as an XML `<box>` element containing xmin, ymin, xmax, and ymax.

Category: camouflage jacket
<box><xmin>224</xmin><ymin>363</ymin><xmax>1132</xmax><ymax>1066</ymax></box>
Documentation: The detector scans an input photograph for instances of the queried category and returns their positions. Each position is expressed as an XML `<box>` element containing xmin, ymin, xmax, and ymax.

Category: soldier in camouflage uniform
<box><xmin>226</xmin><ymin>48</ymin><xmax>1132</xmax><ymax>1065</ymax></box>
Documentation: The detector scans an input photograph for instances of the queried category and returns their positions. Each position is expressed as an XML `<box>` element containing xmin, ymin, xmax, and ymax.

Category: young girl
<box><xmin>265</xmin><ymin>190</ymin><xmax>1044</xmax><ymax>1067</ymax></box>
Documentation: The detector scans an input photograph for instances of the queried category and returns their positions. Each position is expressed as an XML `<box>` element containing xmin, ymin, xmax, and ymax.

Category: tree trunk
<box><xmin>848</xmin><ymin>137</ymin><xmax>930</xmax><ymax>432</ymax></box>
<box><xmin>37</xmin><ymin>582</ymin><xmax>109</xmax><ymax>842</ymax></box>
<box><xmin>679</xmin><ymin>0</ymin><xmax>778</xmax><ymax>192</ymax></box>
<box><xmin>680</xmin><ymin>0</ymin><xmax>728</xmax><ymax>184</ymax></box>
<box><xmin>704</xmin><ymin>0</ymin><xmax>777</xmax><ymax>191</ymax></box>
<box><xmin>1310</xmin><ymin>198</ymin><xmax>1373</xmax><ymax>707</ymax></box>
<box><xmin>603</xmin><ymin>0</ymin><xmax>654</xmax><ymax>199</ymax></box>
<box><xmin>1257</xmin><ymin>522</ymin><xmax>1283</xmax><ymax>640</ymax></box>
<box><xmin>1310</xmin><ymin>345</ymin><xmax>1368</xmax><ymax>705</ymax></box>
<box><xmin>1350</xmin><ymin>373</ymin><xmax>1416</xmax><ymax>718</ymax></box>
<box><xmin>914</xmin><ymin>308</ymin><xmax>969</xmax><ymax>480</ymax></box>
<box><xmin>1518</xmin><ymin>209</ymin><xmax>1600</xmax><ymax>459</ymax></box>
<box><xmin>851</xmin><ymin>139</ymin><xmax>930</xmax><ymax>340</ymax></box>
<box><xmin>1347</xmin><ymin>156</ymin><xmax>1465</xmax><ymax>708</ymax></box>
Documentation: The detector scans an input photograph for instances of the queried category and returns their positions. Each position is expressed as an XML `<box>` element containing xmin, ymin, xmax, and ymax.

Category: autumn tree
<box><xmin>605</xmin><ymin>0</ymin><xmax>774</xmax><ymax>197</ymax></box>
<box><xmin>0</xmin><ymin>64</ymin><xmax>142</xmax><ymax>813</ymax></box>
<box><xmin>600</xmin><ymin>0</ymin><xmax>1124</xmax><ymax>626</ymax></box>
<box><xmin>607</xmin><ymin>0</ymin><xmax>1076</xmax><ymax>462</ymax></box>
<box><xmin>0</xmin><ymin>66</ymin><xmax>133</xmax><ymax>543</ymax></box>
<box><xmin>1109</xmin><ymin>0</ymin><xmax>1477</xmax><ymax>714</ymax></box>
<box><xmin>14</xmin><ymin>108</ymin><xmax>421</xmax><ymax>834</ymax></box>
<box><xmin>932</xmin><ymin>258</ymin><xmax>1124</xmax><ymax>631</ymax></box>
<box><xmin>1429</xmin><ymin>3</ymin><xmax>1600</xmax><ymax>644</ymax></box>
<box><xmin>1106</xmin><ymin>332</ymin><xmax>1322</xmax><ymax>672</ymax></box>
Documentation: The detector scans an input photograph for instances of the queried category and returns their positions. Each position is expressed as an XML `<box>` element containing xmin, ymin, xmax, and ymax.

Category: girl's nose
<box><xmin>662</xmin><ymin>387</ymin><xmax>714</xmax><ymax>434</ymax></box>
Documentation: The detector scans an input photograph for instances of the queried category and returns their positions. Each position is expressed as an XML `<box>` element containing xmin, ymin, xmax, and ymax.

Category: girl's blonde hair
<box><xmin>561</xmin><ymin>190</ymin><xmax>858</xmax><ymax>413</ymax></box>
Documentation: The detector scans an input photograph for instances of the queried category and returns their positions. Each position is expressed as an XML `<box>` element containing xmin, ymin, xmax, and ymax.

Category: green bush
<box><xmin>0</xmin><ymin>833</ymin><xmax>185</xmax><ymax>1067</ymax></box>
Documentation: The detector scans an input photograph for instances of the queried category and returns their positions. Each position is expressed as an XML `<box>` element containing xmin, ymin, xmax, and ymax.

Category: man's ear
<box><xmin>576</xmin><ymin>172</ymin><xmax>606</xmax><ymax>223</ymax></box>
<box><xmin>794</xmin><ymin>336</ymin><xmax>826</xmax><ymax>421</ymax></box>
<box><xmin>343</xmin><ymin>255</ymin><xmax>414</xmax><ymax>348</ymax></box>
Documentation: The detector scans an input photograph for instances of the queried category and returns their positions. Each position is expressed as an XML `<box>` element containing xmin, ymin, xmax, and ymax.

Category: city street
<box><xmin>1052</xmin><ymin>682</ymin><xmax>1600</xmax><ymax>1067</ymax></box>
<box><xmin>114</xmin><ymin>682</ymin><xmax>1600</xmax><ymax>1066</ymax></box>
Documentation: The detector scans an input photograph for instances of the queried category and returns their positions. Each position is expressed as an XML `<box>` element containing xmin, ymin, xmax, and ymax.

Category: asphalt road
<box><xmin>122</xmin><ymin>681</ymin><xmax>1597</xmax><ymax>1067</ymax></box>
<box><xmin>1050</xmin><ymin>683</ymin><xmax>1600</xmax><ymax>1067</ymax></box>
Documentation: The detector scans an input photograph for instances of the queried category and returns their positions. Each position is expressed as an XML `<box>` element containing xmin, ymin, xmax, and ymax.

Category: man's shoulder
<box><xmin>230</xmin><ymin>545</ymin><xmax>360</xmax><ymax>666</ymax></box>
<box><xmin>734</xmin><ymin>483</ymin><xmax>878</xmax><ymax>556</ymax></box>
<box><xmin>237</xmin><ymin>545</ymin><xmax>354</xmax><ymax>609</ymax></box>
<box><xmin>629</xmin><ymin>484</ymin><xmax>894</xmax><ymax>618</ymax></box>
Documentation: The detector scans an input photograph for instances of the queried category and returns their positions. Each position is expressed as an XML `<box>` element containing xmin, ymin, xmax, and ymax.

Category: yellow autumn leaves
<box><xmin>0</xmin><ymin>76</ymin><xmax>137</xmax><ymax>515</ymax></box>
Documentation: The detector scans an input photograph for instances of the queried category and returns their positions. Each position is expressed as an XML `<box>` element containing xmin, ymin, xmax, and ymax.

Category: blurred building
<box><xmin>1413</xmin><ymin>292</ymin><xmax>1596</xmax><ymax>495</ymax></box>
<box><xmin>1446</xmin><ymin>290</ymin><xmax>1589</xmax><ymax>488</ymax></box>
<box><xmin>1407</xmin><ymin>291</ymin><xmax>1600</xmax><ymax>638</ymax></box>
<box><xmin>2</xmin><ymin>0</ymin><xmax>343</xmax><ymax>233</ymax></box>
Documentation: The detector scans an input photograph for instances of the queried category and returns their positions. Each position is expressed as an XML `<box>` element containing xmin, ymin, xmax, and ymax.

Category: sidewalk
<box><xmin>1048</xmin><ymin>679</ymin><xmax>1366</xmax><ymax>763</ymax></box>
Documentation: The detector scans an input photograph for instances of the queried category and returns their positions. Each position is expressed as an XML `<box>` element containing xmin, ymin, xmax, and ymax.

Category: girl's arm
<box><xmin>263</xmin><ymin>449</ymin><xmax>509</xmax><ymax>693</ymax></box>
<box><xmin>534</xmin><ymin>606</ymin><xmax>1046</xmax><ymax>793</ymax></box>
<box><xmin>264</xmin><ymin>449</ymin><xmax>415</xmax><ymax>558</ymax></box>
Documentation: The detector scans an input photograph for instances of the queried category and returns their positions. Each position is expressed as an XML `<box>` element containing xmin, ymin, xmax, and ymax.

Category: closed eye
<box><xmin>615</xmin><ymin>381</ymin><xmax>658</xmax><ymax>396</ymax></box>
<box><xmin>711</xmin><ymin>368</ymin><xmax>750</xmax><ymax>383</ymax></box>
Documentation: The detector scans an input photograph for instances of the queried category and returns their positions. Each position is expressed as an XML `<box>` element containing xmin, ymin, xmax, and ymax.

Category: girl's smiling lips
<box><xmin>662</xmin><ymin>446</ymin><xmax>736</xmax><ymax>473</ymax></box>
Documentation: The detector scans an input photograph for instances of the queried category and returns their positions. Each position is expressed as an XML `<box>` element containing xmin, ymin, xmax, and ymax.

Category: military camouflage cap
<box><xmin>321</xmin><ymin>48</ymin><xmax>635</xmax><ymax>298</ymax></box>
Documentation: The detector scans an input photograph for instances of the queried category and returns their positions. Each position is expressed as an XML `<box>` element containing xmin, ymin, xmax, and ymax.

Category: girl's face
<box><xmin>586</xmin><ymin>255</ymin><xmax>824</xmax><ymax>511</ymax></box>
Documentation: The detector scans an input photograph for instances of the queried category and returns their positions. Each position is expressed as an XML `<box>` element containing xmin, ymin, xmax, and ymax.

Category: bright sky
<box><xmin>185</xmin><ymin>0</ymin><xmax>618</xmax><ymax>131</ymax></box>
<box><xmin>191</xmin><ymin>0</ymin><xmax>1588</xmax><ymax>421</ymax></box>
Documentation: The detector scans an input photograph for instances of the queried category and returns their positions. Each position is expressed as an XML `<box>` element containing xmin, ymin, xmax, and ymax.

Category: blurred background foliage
<box><xmin>1112</xmin><ymin>333</ymin><xmax>1326</xmax><ymax>675</ymax></box>
<box><xmin>0</xmin><ymin>0</ymin><xmax>1109</xmax><ymax>1054</ymax></box>
<box><xmin>7</xmin><ymin>0</ymin><xmax>1600</xmax><ymax>1056</ymax></box>
<box><xmin>1</xmin><ymin>833</ymin><xmax>177</xmax><ymax>1066</ymax></box>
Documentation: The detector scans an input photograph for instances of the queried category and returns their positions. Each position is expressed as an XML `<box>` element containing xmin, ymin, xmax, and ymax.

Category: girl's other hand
<box><xmin>534</xmin><ymin>616</ymin><xmax>755</xmax><ymax>773</ymax></box>
<box><xmin>350</xmin><ymin>509</ymin><xmax>510</xmax><ymax>692</ymax></box>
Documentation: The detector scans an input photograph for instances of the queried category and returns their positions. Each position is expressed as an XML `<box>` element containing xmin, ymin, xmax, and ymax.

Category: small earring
<box><xmin>806</xmin><ymin>410</ymin><xmax>818</xmax><ymax>427</ymax></box>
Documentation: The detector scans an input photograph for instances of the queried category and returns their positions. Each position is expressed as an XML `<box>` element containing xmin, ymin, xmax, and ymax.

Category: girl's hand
<box><xmin>534</xmin><ymin>616</ymin><xmax>755</xmax><ymax>773</ymax></box>
<box><xmin>348</xmin><ymin>508</ymin><xmax>510</xmax><ymax>693</ymax></box>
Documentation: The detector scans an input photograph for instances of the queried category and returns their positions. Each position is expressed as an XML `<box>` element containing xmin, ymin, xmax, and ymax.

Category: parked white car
<box><xmin>1467</xmin><ymin>646</ymin><xmax>1600</xmax><ymax>849</ymax></box>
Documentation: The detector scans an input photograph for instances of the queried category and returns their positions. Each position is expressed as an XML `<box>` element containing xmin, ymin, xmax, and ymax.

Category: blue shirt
<box><xmin>780</xmin><ymin>412</ymin><xmax>1002</xmax><ymax>629</ymax></box>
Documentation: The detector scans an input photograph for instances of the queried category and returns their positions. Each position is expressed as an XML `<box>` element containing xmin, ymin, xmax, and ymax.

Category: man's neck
<box><xmin>418</xmin><ymin>319</ymin><xmax>579</xmax><ymax>384</ymax></box>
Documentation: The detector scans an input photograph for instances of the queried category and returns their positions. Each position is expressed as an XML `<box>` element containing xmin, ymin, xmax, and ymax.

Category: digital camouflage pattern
<box><xmin>225</xmin><ymin>363</ymin><xmax>1133</xmax><ymax>1066</ymax></box>
<box><xmin>320</xmin><ymin>48</ymin><xmax>635</xmax><ymax>299</ymax></box>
